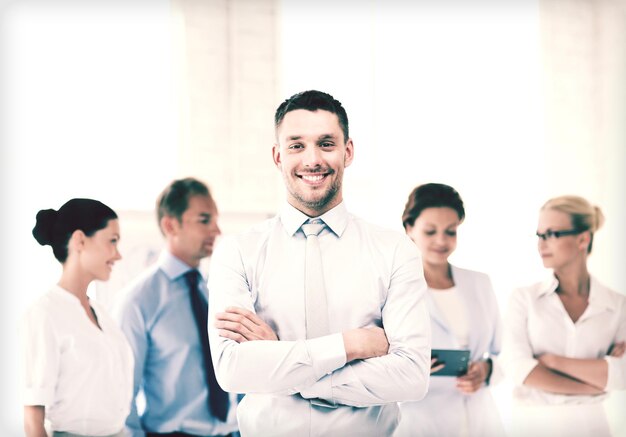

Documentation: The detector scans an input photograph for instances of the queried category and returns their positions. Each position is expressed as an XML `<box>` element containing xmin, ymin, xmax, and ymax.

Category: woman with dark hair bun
<box><xmin>395</xmin><ymin>183</ymin><xmax>504</xmax><ymax>437</ymax></box>
<box><xmin>22</xmin><ymin>199</ymin><xmax>133</xmax><ymax>437</ymax></box>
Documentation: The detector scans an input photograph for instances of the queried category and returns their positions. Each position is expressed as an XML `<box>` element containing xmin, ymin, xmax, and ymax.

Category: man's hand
<box><xmin>343</xmin><ymin>326</ymin><xmax>389</xmax><ymax>362</ymax></box>
<box><xmin>456</xmin><ymin>360</ymin><xmax>490</xmax><ymax>393</ymax></box>
<box><xmin>215</xmin><ymin>307</ymin><xmax>278</xmax><ymax>343</ymax></box>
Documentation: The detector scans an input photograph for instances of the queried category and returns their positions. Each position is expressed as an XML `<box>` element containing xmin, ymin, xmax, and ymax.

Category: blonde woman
<box><xmin>22</xmin><ymin>199</ymin><xmax>134</xmax><ymax>437</ymax></box>
<box><xmin>501</xmin><ymin>195</ymin><xmax>625</xmax><ymax>436</ymax></box>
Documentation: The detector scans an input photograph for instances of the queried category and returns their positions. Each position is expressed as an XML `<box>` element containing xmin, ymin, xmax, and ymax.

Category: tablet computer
<box><xmin>431</xmin><ymin>349</ymin><xmax>470</xmax><ymax>376</ymax></box>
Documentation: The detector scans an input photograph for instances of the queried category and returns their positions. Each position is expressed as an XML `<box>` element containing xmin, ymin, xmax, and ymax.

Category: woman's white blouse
<box><xmin>501</xmin><ymin>275</ymin><xmax>626</xmax><ymax>405</ymax></box>
<box><xmin>430</xmin><ymin>286</ymin><xmax>469</xmax><ymax>349</ymax></box>
<box><xmin>21</xmin><ymin>286</ymin><xmax>134</xmax><ymax>435</ymax></box>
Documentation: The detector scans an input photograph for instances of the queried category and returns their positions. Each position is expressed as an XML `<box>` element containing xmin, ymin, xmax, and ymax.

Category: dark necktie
<box><xmin>184</xmin><ymin>269</ymin><xmax>229</xmax><ymax>422</ymax></box>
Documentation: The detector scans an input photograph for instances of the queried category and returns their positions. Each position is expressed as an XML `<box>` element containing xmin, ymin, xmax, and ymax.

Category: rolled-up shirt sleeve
<box><xmin>21</xmin><ymin>305</ymin><xmax>59</xmax><ymax>406</ymax></box>
<box><xmin>208</xmin><ymin>237</ymin><xmax>347</xmax><ymax>395</ymax></box>
<box><xmin>500</xmin><ymin>288</ymin><xmax>539</xmax><ymax>386</ymax></box>
<box><xmin>604</xmin><ymin>300</ymin><xmax>626</xmax><ymax>390</ymax></box>
<box><xmin>299</xmin><ymin>237</ymin><xmax>431</xmax><ymax>406</ymax></box>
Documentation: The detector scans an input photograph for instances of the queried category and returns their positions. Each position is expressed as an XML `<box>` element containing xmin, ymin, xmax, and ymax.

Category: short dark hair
<box><xmin>274</xmin><ymin>90</ymin><xmax>349</xmax><ymax>142</ymax></box>
<box><xmin>156</xmin><ymin>177</ymin><xmax>211</xmax><ymax>230</ymax></box>
<box><xmin>32</xmin><ymin>198</ymin><xmax>118</xmax><ymax>263</ymax></box>
<box><xmin>402</xmin><ymin>183</ymin><xmax>465</xmax><ymax>230</ymax></box>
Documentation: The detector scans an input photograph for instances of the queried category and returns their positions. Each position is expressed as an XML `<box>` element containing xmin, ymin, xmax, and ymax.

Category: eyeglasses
<box><xmin>536</xmin><ymin>229</ymin><xmax>582</xmax><ymax>241</ymax></box>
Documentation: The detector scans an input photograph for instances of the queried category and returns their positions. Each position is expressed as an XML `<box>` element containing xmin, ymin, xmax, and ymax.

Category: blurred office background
<box><xmin>1</xmin><ymin>0</ymin><xmax>624</xmax><ymax>434</ymax></box>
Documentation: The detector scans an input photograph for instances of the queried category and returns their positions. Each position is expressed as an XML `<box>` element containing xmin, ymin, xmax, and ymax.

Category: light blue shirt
<box><xmin>208</xmin><ymin>201</ymin><xmax>431</xmax><ymax>437</ymax></box>
<box><xmin>115</xmin><ymin>250</ymin><xmax>239</xmax><ymax>437</ymax></box>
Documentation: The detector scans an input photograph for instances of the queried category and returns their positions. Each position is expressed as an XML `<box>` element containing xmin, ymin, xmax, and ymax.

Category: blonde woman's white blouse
<box><xmin>501</xmin><ymin>275</ymin><xmax>626</xmax><ymax>405</ymax></box>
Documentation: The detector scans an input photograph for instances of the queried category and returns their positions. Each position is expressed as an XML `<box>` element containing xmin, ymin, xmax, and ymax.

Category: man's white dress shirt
<box><xmin>21</xmin><ymin>285</ymin><xmax>134</xmax><ymax>435</ymax></box>
<box><xmin>208</xmin><ymin>202</ymin><xmax>431</xmax><ymax>436</ymax></box>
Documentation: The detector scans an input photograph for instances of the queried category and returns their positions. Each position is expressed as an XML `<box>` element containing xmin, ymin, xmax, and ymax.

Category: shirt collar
<box><xmin>537</xmin><ymin>274</ymin><xmax>616</xmax><ymax>311</ymax></box>
<box><xmin>50</xmin><ymin>284</ymin><xmax>84</xmax><ymax>307</ymax></box>
<box><xmin>588</xmin><ymin>276</ymin><xmax>617</xmax><ymax>311</ymax></box>
<box><xmin>537</xmin><ymin>275</ymin><xmax>559</xmax><ymax>298</ymax></box>
<box><xmin>279</xmin><ymin>201</ymin><xmax>349</xmax><ymax>237</ymax></box>
<box><xmin>158</xmin><ymin>249</ymin><xmax>203</xmax><ymax>281</ymax></box>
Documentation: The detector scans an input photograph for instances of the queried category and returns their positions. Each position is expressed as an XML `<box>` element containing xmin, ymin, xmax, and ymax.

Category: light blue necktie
<box><xmin>301</xmin><ymin>220</ymin><xmax>329</xmax><ymax>339</ymax></box>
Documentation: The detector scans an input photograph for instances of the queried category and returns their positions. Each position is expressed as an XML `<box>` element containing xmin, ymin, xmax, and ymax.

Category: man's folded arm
<box><xmin>213</xmin><ymin>238</ymin><xmax>430</xmax><ymax>406</ymax></box>
<box><xmin>300</xmin><ymin>243</ymin><xmax>431</xmax><ymax>407</ymax></box>
<box><xmin>209</xmin><ymin>235</ymin><xmax>430</xmax><ymax>403</ymax></box>
<box><xmin>208</xmin><ymin>239</ymin><xmax>348</xmax><ymax>394</ymax></box>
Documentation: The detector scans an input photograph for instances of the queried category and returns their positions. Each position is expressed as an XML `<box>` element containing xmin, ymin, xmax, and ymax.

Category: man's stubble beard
<box><xmin>286</xmin><ymin>171</ymin><xmax>343</xmax><ymax>213</ymax></box>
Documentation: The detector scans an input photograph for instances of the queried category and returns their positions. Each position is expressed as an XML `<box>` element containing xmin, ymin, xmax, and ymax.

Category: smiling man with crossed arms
<box><xmin>207</xmin><ymin>90</ymin><xmax>431</xmax><ymax>436</ymax></box>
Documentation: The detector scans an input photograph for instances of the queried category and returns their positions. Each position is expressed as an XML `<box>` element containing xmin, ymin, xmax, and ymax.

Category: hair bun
<box><xmin>593</xmin><ymin>205</ymin><xmax>605</xmax><ymax>232</ymax></box>
<box><xmin>32</xmin><ymin>209</ymin><xmax>59</xmax><ymax>246</ymax></box>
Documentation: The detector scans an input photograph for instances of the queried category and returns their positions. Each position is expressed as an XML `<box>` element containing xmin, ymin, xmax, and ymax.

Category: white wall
<box><xmin>0</xmin><ymin>1</ymin><xmax>175</xmax><ymax>432</ymax></box>
<box><xmin>279</xmin><ymin>0</ymin><xmax>624</xmax><ymax>299</ymax></box>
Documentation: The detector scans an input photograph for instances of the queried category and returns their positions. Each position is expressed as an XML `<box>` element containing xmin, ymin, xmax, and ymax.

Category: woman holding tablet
<box><xmin>500</xmin><ymin>195</ymin><xmax>625</xmax><ymax>436</ymax></box>
<box><xmin>394</xmin><ymin>183</ymin><xmax>504</xmax><ymax>437</ymax></box>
